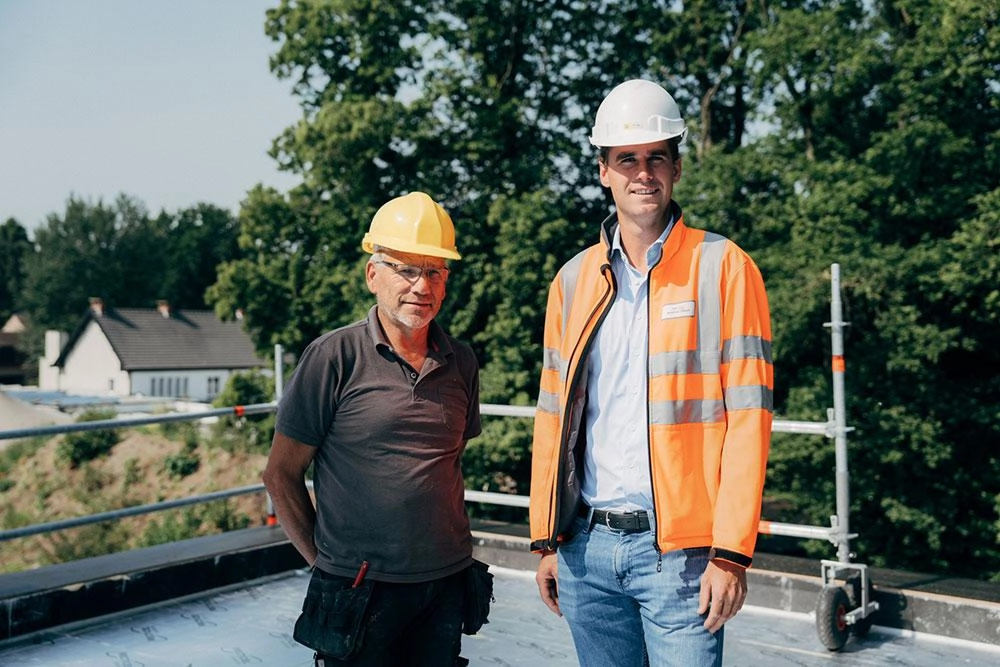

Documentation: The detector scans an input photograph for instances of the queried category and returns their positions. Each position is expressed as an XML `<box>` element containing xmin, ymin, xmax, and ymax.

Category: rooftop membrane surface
<box><xmin>2</xmin><ymin>566</ymin><xmax>1000</xmax><ymax>666</ymax></box>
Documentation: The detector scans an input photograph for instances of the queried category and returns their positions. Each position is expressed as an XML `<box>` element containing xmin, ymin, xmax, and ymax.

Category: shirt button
<box><xmin>410</xmin><ymin>372</ymin><xmax>417</xmax><ymax>380</ymax></box>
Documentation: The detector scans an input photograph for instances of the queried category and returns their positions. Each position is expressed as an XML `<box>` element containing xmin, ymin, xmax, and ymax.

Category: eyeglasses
<box><xmin>375</xmin><ymin>260</ymin><xmax>450</xmax><ymax>284</ymax></box>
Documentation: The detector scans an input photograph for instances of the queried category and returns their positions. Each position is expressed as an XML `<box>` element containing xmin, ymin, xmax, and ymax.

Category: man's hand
<box><xmin>698</xmin><ymin>558</ymin><xmax>748</xmax><ymax>633</ymax></box>
<box><xmin>535</xmin><ymin>552</ymin><xmax>561</xmax><ymax>616</ymax></box>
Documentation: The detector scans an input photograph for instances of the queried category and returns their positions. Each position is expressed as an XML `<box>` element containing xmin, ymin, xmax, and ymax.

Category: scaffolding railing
<box><xmin>0</xmin><ymin>402</ymin><xmax>533</xmax><ymax>544</ymax></box>
<box><xmin>0</xmin><ymin>404</ymin><xmax>843</xmax><ymax>544</ymax></box>
<box><xmin>0</xmin><ymin>264</ymin><xmax>872</xmax><ymax>650</ymax></box>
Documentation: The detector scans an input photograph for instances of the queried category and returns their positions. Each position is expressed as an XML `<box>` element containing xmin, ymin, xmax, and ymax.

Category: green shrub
<box><xmin>139</xmin><ymin>509</ymin><xmax>204</xmax><ymax>547</ymax></box>
<box><xmin>57</xmin><ymin>408</ymin><xmax>119</xmax><ymax>469</ymax></box>
<box><xmin>0</xmin><ymin>437</ymin><xmax>46</xmax><ymax>475</ymax></box>
<box><xmin>203</xmin><ymin>499</ymin><xmax>251</xmax><ymax>532</ymax></box>
<box><xmin>45</xmin><ymin>522</ymin><xmax>132</xmax><ymax>563</ymax></box>
<box><xmin>139</xmin><ymin>501</ymin><xmax>250</xmax><ymax>547</ymax></box>
<box><xmin>159</xmin><ymin>420</ymin><xmax>200</xmax><ymax>448</ymax></box>
<box><xmin>123</xmin><ymin>457</ymin><xmax>141</xmax><ymax>488</ymax></box>
<box><xmin>210</xmin><ymin>370</ymin><xmax>276</xmax><ymax>454</ymax></box>
<box><xmin>163</xmin><ymin>442</ymin><xmax>200</xmax><ymax>479</ymax></box>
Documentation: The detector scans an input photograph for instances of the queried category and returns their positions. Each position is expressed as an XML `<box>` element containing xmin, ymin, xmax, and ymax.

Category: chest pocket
<box><xmin>438</xmin><ymin>380</ymin><xmax>470</xmax><ymax>433</ymax></box>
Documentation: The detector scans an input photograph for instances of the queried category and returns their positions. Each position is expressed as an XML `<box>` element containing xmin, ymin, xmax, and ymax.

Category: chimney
<box><xmin>89</xmin><ymin>297</ymin><xmax>104</xmax><ymax>317</ymax></box>
<box><xmin>157</xmin><ymin>300</ymin><xmax>171</xmax><ymax>318</ymax></box>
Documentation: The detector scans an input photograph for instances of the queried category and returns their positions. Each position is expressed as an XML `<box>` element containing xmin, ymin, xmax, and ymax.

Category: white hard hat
<box><xmin>589</xmin><ymin>79</ymin><xmax>687</xmax><ymax>148</ymax></box>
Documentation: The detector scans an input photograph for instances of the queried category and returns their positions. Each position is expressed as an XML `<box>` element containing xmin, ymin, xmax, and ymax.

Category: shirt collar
<box><xmin>365</xmin><ymin>305</ymin><xmax>451</xmax><ymax>357</ymax></box>
<box><xmin>610</xmin><ymin>212</ymin><xmax>676</xmax><ymax>271</ymax></box>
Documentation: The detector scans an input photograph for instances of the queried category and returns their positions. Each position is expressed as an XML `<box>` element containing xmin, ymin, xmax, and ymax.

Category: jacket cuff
<box><xmin>529</xmin><ymin>539</ymin><xmax>556</xmax><ymax>554</ymax></box>
<box><xmin>709</xmin><ymin>547</ymin><xmax>752</xmax><ymax>568</ymax></box>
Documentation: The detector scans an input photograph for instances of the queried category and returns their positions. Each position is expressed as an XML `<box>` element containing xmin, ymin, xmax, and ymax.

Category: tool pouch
<box><xmin>461</xmin><ymin>559</ymin><xmax>494</xmax><ymax>635</ymax></box>
<box><xmin>293</xmin><ymin>568</ymin><xmax>375</xmax><ymax>660</ymax></box>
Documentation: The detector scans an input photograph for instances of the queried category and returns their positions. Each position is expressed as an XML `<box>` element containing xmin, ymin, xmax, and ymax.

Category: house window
<box><xmin>158</xmin><ymin>378</ymin><xmax>165</xmax><ymax>396</ymax></box>
<box><xmin>208</xmin><ymin>377</ymin><xmax>220</xmax><ymax>398</ymax></box>
<box><xmin>108</xmin><ymin>379</ymin><xmax>114</xmax><ymax>392</ymax></box>
<box><xmin>182</xmin><ymin>377</ymin><xmax>189</xmax><ymax>398</ymax></box>
<box><xmin>151</xmin><ymin>379</ymin><xmax>157</xmax><ymax>396</ymax></box>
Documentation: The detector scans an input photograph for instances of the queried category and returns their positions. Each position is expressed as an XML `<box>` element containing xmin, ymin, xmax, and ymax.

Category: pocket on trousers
<box><xmin>293</xmin><ymin>570</ymin><xmax>374</xmax><ymax>659</ymax></box>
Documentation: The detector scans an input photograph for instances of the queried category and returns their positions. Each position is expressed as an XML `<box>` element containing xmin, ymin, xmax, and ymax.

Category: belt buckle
<box><xmin>608</xmin><ymin>510</ymin><xmax>638</xmax><ymax>531</ymax></box>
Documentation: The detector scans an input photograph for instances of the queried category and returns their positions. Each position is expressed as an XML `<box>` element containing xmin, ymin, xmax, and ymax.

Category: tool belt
<box><xmin>293</xmin><ymin>567</ymin><xmax>374</xmax><ymax>660</ymax></box>
<box><xmin>461</xmin><ymin>559</ymin><xmax>494</xmax><ymax>635</ymax></box>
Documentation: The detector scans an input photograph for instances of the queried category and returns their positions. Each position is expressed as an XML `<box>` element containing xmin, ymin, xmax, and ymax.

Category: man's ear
<box><xmin>598</xmin><ymin>159</ymin><xmax>611</xmax><ymax>188</ymax></box>
<box><xmin>365</xmin><ymin>261</ymin><xmax>378</xmax><ymax>294</ymax></box>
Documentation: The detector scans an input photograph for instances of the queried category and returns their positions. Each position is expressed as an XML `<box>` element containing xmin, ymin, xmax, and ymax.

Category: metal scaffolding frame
<box><xmin>0</xmin><ymin>264</ymin><xmax>873</xmax><ymax>649</ymax></box>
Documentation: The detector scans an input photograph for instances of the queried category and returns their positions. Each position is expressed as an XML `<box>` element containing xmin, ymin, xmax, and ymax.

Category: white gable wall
<box><xmin>59</xmin><ymin>322</ymin><xmax>130</xmax><ymax>397</ymax></box>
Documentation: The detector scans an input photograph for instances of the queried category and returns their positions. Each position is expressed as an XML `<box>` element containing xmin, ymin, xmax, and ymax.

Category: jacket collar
<box><xmin>598</xmin><ymin>200</ymin><xmax>685</xmax><ymax>261</ymax></box>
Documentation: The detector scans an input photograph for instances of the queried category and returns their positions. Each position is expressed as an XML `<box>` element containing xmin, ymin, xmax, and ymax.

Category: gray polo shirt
<box><xmin>276</xmin><ymin>306</ymin><xmax>481</xmax><ymax>583</ymax></box>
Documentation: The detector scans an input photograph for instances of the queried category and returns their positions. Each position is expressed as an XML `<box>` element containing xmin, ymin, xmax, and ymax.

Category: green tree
<box><xmin>20</xmin><ymin>197</ymin><xmax>130</xmax><ymax>336</ymax></box>
<box><xmin>19</xmin><ymin>196</ymin><xmax>242</xmax><ymax>359</ymax></box>
<box><xmin>208</xmin><ymin>0</ymin><xmax>1000</xmax><ymax>577</ymax></box>
<box><xmin>711</xmin><ymin>0</ymin><xmax>1000</xmax><ymax>577</ymax></box>
<box><xmin>152</xmin><ymin>203</ymin><xmax>240</xmax><ymax>310</ymax></box>
<box><xmin>0</xmin><ymin>217</ymin><xmax>30</xmax><ymax>322</ymax></box>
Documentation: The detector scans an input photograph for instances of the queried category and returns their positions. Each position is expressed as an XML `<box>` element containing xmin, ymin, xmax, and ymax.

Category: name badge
<box><xmin>661</xmin><ymin>301</ymin><xmax>695</xmax><ymax>320</ymax></box>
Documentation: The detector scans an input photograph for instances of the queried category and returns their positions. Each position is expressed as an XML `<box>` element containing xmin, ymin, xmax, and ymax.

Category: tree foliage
<box><xmin>17</xmin><ymin>196</ymin><xmax>242</xmax><ymax>356</ymax></box>
<box><xmin>0</xmin><ymin>218</ymin><xmax>30</xmax><ymax>323</ymax></box>
<box><xmin>202</xmin><ymin>0</ymin><xmax>1000</xmax><ymax>579</ymax></box>
<box><xmin>0</xmin><ymin>0</ymin><xmax>988</xmax><ymax>579</ymax></box>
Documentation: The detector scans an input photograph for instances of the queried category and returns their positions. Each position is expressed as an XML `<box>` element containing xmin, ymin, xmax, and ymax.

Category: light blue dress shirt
<box><xmin>581</xmin><ymin>217</ymin><xmax>675</xmax><ymax>512</ymax></box>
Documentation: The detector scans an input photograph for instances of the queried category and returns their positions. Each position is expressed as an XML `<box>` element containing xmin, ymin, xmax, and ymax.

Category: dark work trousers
<box><xmin>315</xmin><ymin>568</ymin><xmax>465</xmax><ymax>666</ymax></box>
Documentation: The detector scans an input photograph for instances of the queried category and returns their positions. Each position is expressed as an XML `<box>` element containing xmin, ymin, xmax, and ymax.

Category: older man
<box><xmin>264</xmin><ymin>192</ymin><xmax>481</xmax><ymax>666</ymax></box>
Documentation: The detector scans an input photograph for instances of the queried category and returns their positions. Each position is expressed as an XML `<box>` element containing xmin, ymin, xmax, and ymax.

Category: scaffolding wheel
<box><xmin>816</xmin><ymin>585</ymin><xmax>851</xmax><ymax>651</ymax></box>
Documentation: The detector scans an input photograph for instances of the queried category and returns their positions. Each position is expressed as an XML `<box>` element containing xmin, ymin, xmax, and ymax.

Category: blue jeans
<box><xmin>557</xmin><ymin>515</ymin><xmax>723</xmax><ymax>667</ymax></box>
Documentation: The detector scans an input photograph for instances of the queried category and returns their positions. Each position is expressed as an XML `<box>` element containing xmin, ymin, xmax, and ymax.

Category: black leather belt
<box><xmin>580</xmin><ymin>505</ymin><xmax>651</xmax><ymax>533</ymax></box>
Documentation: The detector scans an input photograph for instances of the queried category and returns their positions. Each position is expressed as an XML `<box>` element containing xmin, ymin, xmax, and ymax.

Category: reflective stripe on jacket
<box><xmin>529</xmin><ymin>205</ymin><xmax>773</xmax><ymax>567</ymax></box>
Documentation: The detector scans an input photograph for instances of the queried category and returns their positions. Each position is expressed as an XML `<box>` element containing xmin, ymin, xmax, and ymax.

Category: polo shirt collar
<box><xmin>364</xmin><ymin>305</ymin><xmax>452</xmax><ymax>358</ymax></box>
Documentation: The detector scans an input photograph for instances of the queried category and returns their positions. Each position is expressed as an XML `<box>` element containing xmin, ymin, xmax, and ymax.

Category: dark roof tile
<box><xmin>60</xmin><ymin>308</ymin><xmax>267</xmax><ymax>371</ymax></box>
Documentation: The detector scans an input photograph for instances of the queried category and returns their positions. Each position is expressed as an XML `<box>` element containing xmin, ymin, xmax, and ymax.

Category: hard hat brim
<box><xmin>589</xmin><ymin>128</ymin><xmax>688</xmax><ymax>148</ymax></box>
<box><xmin>362</xmin><ymin>235</ymin><xmax>462</xmax><ymax>260</ymax></box>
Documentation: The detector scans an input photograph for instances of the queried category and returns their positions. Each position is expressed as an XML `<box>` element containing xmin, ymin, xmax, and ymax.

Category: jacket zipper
<box><xmin>548</xmin><ymin>261</ymin><xmax>616</xmax><ymax>550</ymax></box>
<box><xmin>644</xmin><ymin>262</ymin><xmax>663</xmax><ymax>572</ymax></box>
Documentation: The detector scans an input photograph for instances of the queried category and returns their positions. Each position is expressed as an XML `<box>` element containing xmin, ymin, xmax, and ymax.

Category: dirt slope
<box><xmin>1</xmin><ymin>428</ymin><xmax>271</xmax><ymax>572</ymax></box>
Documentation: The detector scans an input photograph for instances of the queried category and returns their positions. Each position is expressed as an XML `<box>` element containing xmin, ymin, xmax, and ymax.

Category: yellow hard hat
<box><xmin>361</xmin><ymin>192</ymin><xmax>462</xmax><ymax>260</ymax></box>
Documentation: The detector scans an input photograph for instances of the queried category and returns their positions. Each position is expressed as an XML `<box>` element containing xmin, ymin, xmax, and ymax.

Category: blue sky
<box><xmin>0</xmin><ymin>0</ymin><xmax>302</xmax><ymax>234</ymax></box>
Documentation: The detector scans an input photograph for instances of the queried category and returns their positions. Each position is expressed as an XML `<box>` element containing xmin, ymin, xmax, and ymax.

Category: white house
<box><xmin>40</xmin><ymin>298</ymin><xmax>268</xmax><ymax>402</ymax></box>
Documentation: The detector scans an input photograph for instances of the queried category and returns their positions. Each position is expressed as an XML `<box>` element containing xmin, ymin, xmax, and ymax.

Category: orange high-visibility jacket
<box><xmin>529</xmin><ymin>206</ymin><xmax>773</xmax><ymax>567</ymax></box>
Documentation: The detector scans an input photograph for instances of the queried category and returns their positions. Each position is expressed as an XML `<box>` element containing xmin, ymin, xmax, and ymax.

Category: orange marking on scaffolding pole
<box><xmin>234</xmin><ymin>405</ymin><xmax>245</xmax><ymax>417</ymax></box>
<box><xmin>831</xmin><ymin>356</ymin><xmax>845</xmax><ymax>373</ymax></box>
<box><xmin>758</xmin><ymin>520</ymin><xmax>772</xmax><ymax>534</ymax></box>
